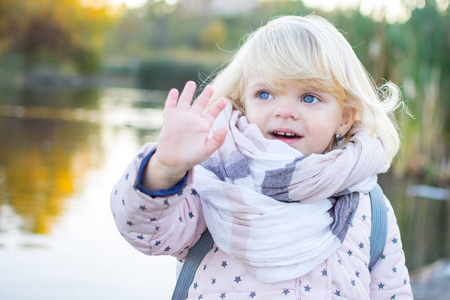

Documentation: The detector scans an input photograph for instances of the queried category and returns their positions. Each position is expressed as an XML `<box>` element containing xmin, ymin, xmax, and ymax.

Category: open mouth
<box><xmin>272</xmin><ymin>131</ymin><xmax>301</xmax><ymax>139</ymax></box>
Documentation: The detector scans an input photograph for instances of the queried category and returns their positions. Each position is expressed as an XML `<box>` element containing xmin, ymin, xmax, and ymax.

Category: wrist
<box><xmin>152</xmin><ymin>153</ymin><xmax>188</xmax><ymax>181</ymax></box>
<box><xmin>143</xmin><ymin>152</ymin><xmax>189</xmax><ymax>191</ymax></box>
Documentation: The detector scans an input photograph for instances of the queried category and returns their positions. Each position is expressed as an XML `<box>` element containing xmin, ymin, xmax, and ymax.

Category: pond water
<box><xmin>0</xmin><ymin>86</ymin><xmax>448</xmax><ymax>299</ymax></box>
<box><xmin>0</xmin><ymin>87</ymin><xmax>175</xmax><ymax>300</ymax></box>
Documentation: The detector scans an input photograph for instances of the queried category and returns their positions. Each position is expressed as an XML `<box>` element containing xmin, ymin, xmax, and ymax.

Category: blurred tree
<box><xmin>391</xmin><ymin>2</ymin><xmax>450</xmax><ymax>180</ymax></box>
<box><xmin>0</xmin><ymin>0</ymin><xmax>117</xmax><ymax>74</ymax></box>
<box><xmin>200</xmin><ymin>20</ymin><xmax>227</xmax><ymax>50</ymax></box>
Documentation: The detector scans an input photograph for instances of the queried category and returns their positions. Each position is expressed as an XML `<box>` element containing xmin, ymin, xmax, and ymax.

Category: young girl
<box><xmin>111</xmin><ymin>15</ymin><xmax>413</xmax><ymax>299</ymax></box>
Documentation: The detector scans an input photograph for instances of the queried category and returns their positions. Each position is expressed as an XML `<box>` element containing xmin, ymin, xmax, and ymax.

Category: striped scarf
<box><xmin>193</xmin><ymin>101</ymin><xmax>388</xmax><ymax>283</ymax></box>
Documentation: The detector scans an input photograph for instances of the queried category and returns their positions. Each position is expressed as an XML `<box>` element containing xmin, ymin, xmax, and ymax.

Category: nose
<box><xmin>275</xmin><ymin>98</ymin><xmax>299</xmax><ymax>120</ymax></box>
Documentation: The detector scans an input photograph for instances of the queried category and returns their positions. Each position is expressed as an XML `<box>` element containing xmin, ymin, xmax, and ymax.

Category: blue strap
<box><xmin>368</xmin><ymin>183</ymin><xmax>388</xmax><ymax>270</ymax></box>
<box><xmin>171</xmin><ymin>229</ymin><xmax>214</xmax><ymax>300</ymax></box>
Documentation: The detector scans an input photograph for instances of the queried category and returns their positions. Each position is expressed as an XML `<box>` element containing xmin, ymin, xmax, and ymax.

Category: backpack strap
<box><xmin>171</xmin><ymin>184</ymin><xmax>388</xmax><ymax>298</ymax></box>
<box><xmin>171</xmin><ymin>229</ymin><xmax>214</xmax><ymax>300</ymax></box>
<box><xmin>368</xmin><ymin>183</ymin><xmax>388</xmax><ymax>271</ymax></box>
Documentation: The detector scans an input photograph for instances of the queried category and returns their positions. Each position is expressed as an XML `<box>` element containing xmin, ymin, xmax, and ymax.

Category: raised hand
<box><xmin>143</xmin><ymin>81</ymin><xmax>228</xmax><ymax>191</ymax></box>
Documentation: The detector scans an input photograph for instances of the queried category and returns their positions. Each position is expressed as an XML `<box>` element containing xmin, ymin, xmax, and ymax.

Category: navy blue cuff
<box><xmin>136</xmin><ymin>149</ymin><xmax>189</xmax><ymax>197</ymax></box>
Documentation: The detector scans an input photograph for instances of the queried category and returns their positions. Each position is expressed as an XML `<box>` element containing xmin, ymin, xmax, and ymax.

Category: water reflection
<box><xmin>0</xmin><ymin>86</ymin><xmax>176</xmax><ymax>300</ymax></box>
<box><xmin>0</xmin><ymin>87</ymin><xmax>106</xmax><ymax>235</ymax></box>
<box><xmin>0</xmin><ymin>86</ymin><xmax>165</xmax><ymax>236</ymax></box>
<box><xmin>0</xmin><ymin>117</ymin><xmax>100</xmax><ymax>234</ymax></box>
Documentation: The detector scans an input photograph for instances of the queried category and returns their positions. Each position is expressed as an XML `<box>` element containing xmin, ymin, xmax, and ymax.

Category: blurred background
<box><xmin>0</xmin><ymin>0</ymin><xmax>449</xmax><ymax>299</ymax></box>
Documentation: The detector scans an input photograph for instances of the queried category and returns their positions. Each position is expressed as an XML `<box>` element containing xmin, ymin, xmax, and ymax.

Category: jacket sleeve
<box><xmin>110</xmin><ymin>142</ymin><xmax>207</xmax><ymax>261</ymax></box>
<box><xmin>369</xmin><ymin>195</ymin><xmax>413</xmax><ymax>299</ymax></box>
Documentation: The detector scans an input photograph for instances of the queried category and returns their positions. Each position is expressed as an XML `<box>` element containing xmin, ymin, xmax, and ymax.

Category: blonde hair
<box><xmin>210</xmin><ymin>15</ymin><xmax>402</xmax><ymax>165</ymax></box>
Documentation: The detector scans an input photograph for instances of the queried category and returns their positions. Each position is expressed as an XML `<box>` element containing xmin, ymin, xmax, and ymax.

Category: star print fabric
<box><xmin>110</xmin><ymin>144</ymin><xmax>207</xmax><ymax>260</ymax></box>
<box><xmin>110</xmin><ymin>143</ymin><xmax>413</xmax><ymax>299</ymax></box>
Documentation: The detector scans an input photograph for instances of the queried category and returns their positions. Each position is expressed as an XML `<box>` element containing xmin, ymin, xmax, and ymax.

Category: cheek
<box><xmin>311</xmin><ymin>127</ymin><xmax>334</xmax><ymax>142</ymax></box>
<box><xmin>244</xmin><ymin>105</ymin><xmax>267</xmax><ymax>132</ymax></box>
<box><xmin>243</xmin><ymin>102</ymin><xmax>257</xmax><ymax>123</ymax></box>
<box><xmin>246</xmin><ymin>111</ymin><xmax>261</xmax><ymax>127</ymax></box>
<box><xmin>306</xmin><ymin>118</ymin><xmax>337</xmax><ymax>147</ymax></box>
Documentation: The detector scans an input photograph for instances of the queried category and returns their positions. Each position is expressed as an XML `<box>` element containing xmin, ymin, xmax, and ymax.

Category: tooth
<box><xmin>274</xmin><ymin>132</ymin><xmax>297</xmax><ymax>137</ymax></box>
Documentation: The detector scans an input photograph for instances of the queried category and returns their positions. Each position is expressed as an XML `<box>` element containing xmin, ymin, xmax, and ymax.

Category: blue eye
<box><xmin>258</xmin><ymin>91</ymin><xmax>274</xmax><ymax>100</ymax></box>
<box><xmin>302</xmin><ymin>95</ymin><xmax>319</xmax><ymax>104</ymax></box>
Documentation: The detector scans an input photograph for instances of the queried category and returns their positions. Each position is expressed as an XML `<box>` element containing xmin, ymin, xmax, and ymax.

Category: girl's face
<box><xmin>244</xmin><ymin>77</ymin><xmax>353</xmax><ymax>156</ymax></box>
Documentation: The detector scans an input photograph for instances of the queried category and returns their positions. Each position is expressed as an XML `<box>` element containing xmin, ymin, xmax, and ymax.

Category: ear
<box><xmin>338</xmin><ymin>108</ymin><xmax>356</xmax><ymax>136</ymax></box>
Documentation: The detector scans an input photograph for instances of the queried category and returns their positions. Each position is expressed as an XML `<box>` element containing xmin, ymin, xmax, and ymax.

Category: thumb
<box><xmin>204</xmin><ymin>127</ymin><xmax>227</xmax><ymax>157</ymax></box>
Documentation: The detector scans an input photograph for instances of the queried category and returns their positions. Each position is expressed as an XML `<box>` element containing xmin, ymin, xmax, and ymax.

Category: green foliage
<box><xmin>0</xmin><ymin>0</ymin><xmax>117</xmax><ymax>75</ymax></box>
<box><xmin>106</xmin><ymin>0</ymin><xmax>311</xmax><ymax>57</ymax></box>
<box><xmin>137</xmin><ymin>57</ymin><xmax>217</xmax><ymax>90</ymax></box>
<box><xmin>387</xmin><ymin>3</ymin><xmax>450</xmax><ymax>181</ymax></box>
<box><xmin>74</xmin><ymin>49</ymin><xmax>103</xmax><ymax>75</ymax></box>
<box><xmin>200</xmin><ymin>20</ymin><xmax>227</xmax><ymax>50</ymax></box>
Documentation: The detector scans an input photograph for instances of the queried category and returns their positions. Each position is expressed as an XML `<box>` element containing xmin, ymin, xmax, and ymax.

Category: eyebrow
<box><xmin>247</xmin><ymin>81</ymin><xmax>273</xmax><ymax>90</ymax></box>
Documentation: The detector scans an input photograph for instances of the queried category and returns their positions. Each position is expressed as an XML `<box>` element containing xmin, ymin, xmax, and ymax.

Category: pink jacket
<box><xmin>111</xmin><ymin>143</ymin><xmax>413</xmax><ymax>299</ymax></box>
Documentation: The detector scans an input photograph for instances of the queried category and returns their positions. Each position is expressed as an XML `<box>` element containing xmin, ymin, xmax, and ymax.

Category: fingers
<box><xmin>164</xmin><ymin>81</ymin><xmax>226</xmax><ymax>123</ymax></box>
<box><xmin>204</xmin><ymin>127</ymin><xmax>228</xmax><ymax>156</ymax></box>
<box><xmin>164</xmin><ymin>88</ymin><xmax>179</xmax><ymax>113</ymax></box>
<box><xmin>177</xmin><ymin>81</ymin><xmax>197</xmax><ymax>111</ymax></box>
<box><xmin>190</xmin><ymin>85</ymin><xmax>214</xmax><ymax>115</ymax></box>
<box><xmin>204</xmin><ymin>97</ymin><xmax>227</xmax><ymax>126</ymax></box>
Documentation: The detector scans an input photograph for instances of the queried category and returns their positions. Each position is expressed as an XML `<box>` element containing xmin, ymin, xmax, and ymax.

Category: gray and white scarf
<box><xmin>193</xmin><ymin>101</ymin><xmax>389</xmax><ymax>283</ymax></box>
